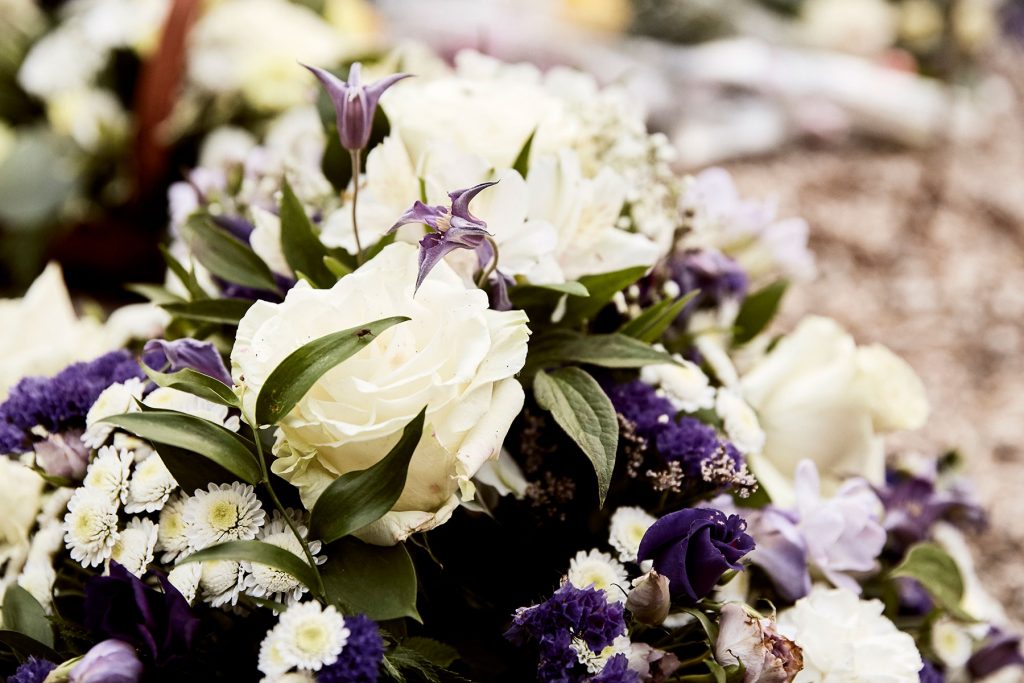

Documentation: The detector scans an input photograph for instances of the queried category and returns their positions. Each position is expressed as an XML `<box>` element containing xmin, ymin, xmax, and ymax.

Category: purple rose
<box><xmin>637</xmin><ymin>508</ymin><xmax>755</xmax><ymax>603</ymax></box>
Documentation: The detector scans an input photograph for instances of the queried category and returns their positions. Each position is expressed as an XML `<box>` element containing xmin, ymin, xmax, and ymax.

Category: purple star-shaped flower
<box><xmin>304</xmin><ymin>62</ymin><xmax>411</xmax><ymax>151</ymax></box>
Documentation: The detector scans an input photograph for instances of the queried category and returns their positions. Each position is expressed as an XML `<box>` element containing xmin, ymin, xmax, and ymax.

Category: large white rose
<box><xmin>778</xmin><ymin>585</ymin><xmax>922</xmax><ymax>682</ymax></box>
<box><xmin>231</xmin><ymin>243</ymin><xmax>530</xmax><ymax>545</ymax></box>
<box><xmin>740</xmin><ymin>316</ymin><xmax>928</xmax><ymax>506</ymax></box>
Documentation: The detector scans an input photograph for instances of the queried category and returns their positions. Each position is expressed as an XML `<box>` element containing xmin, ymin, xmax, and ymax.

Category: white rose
<box><xmin>231</xmin><ymin>243</ymin><xmax>530</xmax><ymax>545</ymax></box>
<box><xmin>0</xmin><ymin>457</ymin><xmax>45</xmax><ymax>568</ymax></box>
<box><xmin>740</xmin><ymin>317</ymin><xmax>888</xmax><ymax>506</ymax></box>
<box><xmin>854</xmin><ymin>344</ymin><xmax>929</xmax><ymax>432</ymax></box>
<box><xmin>778</xmin><ymin>585</ymin><xmax>923</xmax><ymax>682</ymax></box>
<box><xmin>0</xmin><ymin>264</ymin><xmax>113</xmax><ymax>400</ymax></box>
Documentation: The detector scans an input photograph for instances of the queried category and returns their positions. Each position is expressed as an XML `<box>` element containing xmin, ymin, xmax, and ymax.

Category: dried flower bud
<box><xmin>626</xmin><ymin>570</ymin><xmax>671</xmax><ymax>625</ymax></box>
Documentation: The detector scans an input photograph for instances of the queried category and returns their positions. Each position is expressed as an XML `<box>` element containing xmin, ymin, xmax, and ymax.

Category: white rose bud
<box><xmin>626</xmin><ymin>571</ymin><xmax>672</xmax><ymax>625</ymax></box>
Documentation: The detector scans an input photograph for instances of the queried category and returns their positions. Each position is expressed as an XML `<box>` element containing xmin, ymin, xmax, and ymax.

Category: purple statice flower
<box><xmin>9</xmin><ymin>657</ymin><xmax>56</xmax><ymax>683</ymax></box>
<box><xmin>968</xmin><ymin>628</ymin><xmax>1024</xmax><ymax>679</ymax></box>
<box><xmin>70</xmin><ymin>640</ymin><xmax>143</xmax><ymax>683</ymax></box>
<box><xmin>666</xmin><ymin>249</ymin><xmax>748</xmax><ymax>314</ymax></box>
<box><xmin>318</xmin><ymin>615</ymin><xmax>384</xmax><ymax>683</ymax></box>
<box><xmin>506</xmin><ymin>584</ymin><xmax>628</xmax><ymax>683</ymax></box>
<box><xmin>305</xmin><ymin>62</ymin><xmax>411</xmax><ymax>151</ymax></box>
<box><xmin>877</xmin><ymin>472</ymin><xmax>985</xmax><ymax>552</ymax></box>
<box><xmin>919</xmin><ymin>660</ymin><xmax>945</xmax><ymax>683</ymax></box>
<box><xmin>84</xmin><ymin>562</ymin><xmax>199</xmax><ymax>667</ymax></box>
<box><xmin>389</xmin><ymin>181</ymin><xmax>513</xmax><ymax>302</ymax></box>
<box><xmin>0</xmin><ymin>350</ymin><xmax>142</xmax><ymax>453</ymax></box>
<box><xmin>591</xmin><ymin>654</ymin><xmax>639</xmax><ymax>683</ymax></box>
<box><xmin>143</xmin><ymin>338</ymin><xmax>232</xmax><ymax>386</ymax></box>
<box><xmin>637</xmin><ymin>508</ymin><xmax>754</xmax><ymax>603</ymax></box>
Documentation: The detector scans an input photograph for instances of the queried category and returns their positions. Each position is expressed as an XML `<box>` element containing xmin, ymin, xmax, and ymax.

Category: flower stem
<box><xmin>249</xmin><ymin>417</ymin><xmax>327</xmax><ymax>601</ymax></box>
<box><xmin>350</xmin><ymin>150</ymin><xmax>364</xmax><ymax>266</ymax></box>
<box><xmin>476</xmin><ymin>236</ymin><xmax>500</xmax><ymax>289</ymax></box>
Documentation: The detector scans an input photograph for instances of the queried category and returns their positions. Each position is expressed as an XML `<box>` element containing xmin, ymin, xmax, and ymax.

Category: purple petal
<box><xmin>143</xmin><ymin>339</ymin><xmax>232</xmax><ymax>386</ymax></box>
<box><xmin>487</xmin><ymin>270</ymin><xmax>515</xmax><ymax>311</ymax></box>
<box><xmin>365</xmin><ymin>71</ymin><xmax>413</xmax><ymax>109</ymax></box>
<box><xmin>449</xmin><ymin>181</ymin><xmax>498</xmax><ymax>221</ymax></box>
<box><xmin>388</xmin><ymin>201</ymin><xmax>447</xmax><ymax>234</ymax></box>
<box><xmin>305</xmin><ymin>62</ymin><xmax>411</xmax><ymax>151</ymax></box>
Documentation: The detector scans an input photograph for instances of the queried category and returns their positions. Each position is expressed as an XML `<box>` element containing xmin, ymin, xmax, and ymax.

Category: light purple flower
<box><xmin>741</xmin><ymin>505</ymin><xmax>811</xmax><ymax>602</ymax></box>
<box><xmin>304</xmin><ymin>62</ymin><xmax>411</xmax><ymax>151</ymax></box>
<box><xmin>793</xmin><ymin>460</ymin><xmax>886</xmax><ymax>593</ymax></box>
<box><xmin>715</xmin><ymin>603</ymin><xmax>803</xmax><ymax>683</ymax></box>
<box><xmin>70</xmin><ymin>640</ymin><xmax>143</xmax><ymax>683</ymax></box>
<box><xmin>34</xmin><ymin>429</ymin><xmax>89</xmax><ymax>480</ymax></box>
<box><xmin>143</xmin><ymin>338</ymin><xmax>232</xmax><ymax>386</ymax></box>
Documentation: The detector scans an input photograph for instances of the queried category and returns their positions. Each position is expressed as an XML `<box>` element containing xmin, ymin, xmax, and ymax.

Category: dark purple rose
<box><xmin>305</xmin><ymin>62</ymin><xmax>411</xmax><ymax>151</ymax></box>
<box><xmin>143</xmin><ymin>338</ymin><xmax>232</xmax><ymax>386</ymax></box>
<box><xmin>84</xmin><ymin>562</ymin><xmax>199</xmax><ymax>666</ymax></box>
<box><xmin>968</xmin><ymin>628</ymin><xmax>1024</xmax><ymax>679</ymax></box>
<box><xmin>637</xmin><ymin>508</ymin><xmax>755</xmax><ymax>603</ymax></box>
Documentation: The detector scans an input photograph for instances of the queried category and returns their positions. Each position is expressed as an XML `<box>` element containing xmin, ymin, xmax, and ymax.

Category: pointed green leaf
<box><xmin>160</xmin><ymin>245</ymin><xmax>208</xmax><ymax>301</ymax></box>
<box><xmin>323</xmin><ymin>255</ymin><xmax>352</xmax><ymax>279</ymax></box>
<box><xmin>280</xmin><ymin>178</ymin><xmax>335</xmax><ymax>287</ymax></box>
<box><xmin>150</xmin><ymin>442</ymin><xmax>240</xmax><ymax>492</ymax></box>
<box><xmin>311</xmin><ymin>409</ymin><xmax>425</xmax><ymax>544</ymax></box>
<box><xmin>143</xmin><ymin>366</ymin><xmax>239</xmax><ymax>408</ymax></box>
<box><xmin>0</xmin><ymin>630</ymin><xmax>59</xmax><ymax>661</ymax></box>
<box><xmin>161</xmin><ymin>298</ymin><xmax>254</xmax><ymax>325</ymax></box>
<box><xmin>618</xmin><ymin>290</ymin><xmax>699</xmax><ymax>343</ymax></box>
<box><xmin>126</xmin><ymin>283</ymin><xmax>185</xmax><ymax>305</ymax></box>
<box><xmin>255</xmin><ymin>316</ymin><xmax>410</xmax><ymax>425</ymax></box>
<box><xmin>512</xmin><ymin>128</ymin><xmax>537</xmax><ymax>177</ymax></box>
<box><xmin>179</xmin><ymin>540</ymin><xmax>320</xmax><ymax>599</ymax></box>
<box><xmin>321</xmin><ymin>538</ymin><xmax>420</xmax><ymax>622</ymax></box>
<box><xmin>733</xmin><ymin>280</ymin><xmax>788</xmax><ymax>344</ymax></box>
<box><xmin>525</xmin><ymin>331</ymin><xmax>677</xmax><ymax>380</ymax></box>
<box><xmin>2</xmin><ymin>585</ymin><xmax>53</xmax><ymax>648</ymax></box>
<box><xmin>508</xmin><ymin>281</ymin><xmax>589</xmax><ymax>310</ymax></box>
<box><xmin>561</xmin><ymin>266</ymin><xmax>649</xmax><ymax>326</ymax></box>
<box><xmin>402</xmin><ymin>637</ymin><xmax>459</xmax><ymax>668</ymax></box>
<box><xmin>533</xmin><ymin>368</ymin><xmax>618</xmax><ymax>505</ymax></box>
<box><xmin>182</xmin><ymin>214</ymin><xmax>279</xmax><ymax>293</ymax></box>
<box><xmin>102</xmin><ymin>410</ymin><xmax>261</xmax><ymax>484</ymax></box>
<box><xmin>891</xmin><ymin>542</ymin><xmax>972</xmax><ymax>620</ymax></box>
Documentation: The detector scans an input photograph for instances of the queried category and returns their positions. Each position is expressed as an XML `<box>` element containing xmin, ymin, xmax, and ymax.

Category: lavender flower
<box><xmin>666</xmin><ymin>249</ymin><xmax>748</xmax><ymax>314</ymax></box>
<box><xmin>877</xmin><ymin>472</ymin><xmax>985</xmax><ymax>552</ymax></box>
<box><xmin>143</xmin><ymin>338</ymin><xmax>232</xmax><ymax>386</ymax></box>
<box><xmin>506</xmin><ymin>584</ymin><xmax>628</xmax><ymax>683</ymax></box>
<box><xmin>304</xmin><ymin>62</ymin><xmax>411</xmax><ymax>151</ymax></box>
<box><xmin>0</xmin><ymin>350</ymin><xmax>142</xmax><ymax>454</ymax></box>
<box><xmin>70</xmin><ymin>640</ymin><xmax>143</xmax><ymax>683</ymax></box>
<box><xmin>740</xmin><ymin>505</ymin><xmax>811</xmax><ymax>602</ymax></box>
<box><xmin>317</xmin><ymin>615</ymin><xmax>384</xmax><ymax>683</ymax></box>
<box><xmin>84</xmin><ymin>562</ymin><xmax>199</xmax><ymax>666</ymax></box>
<box><xmin>8</xmin><ymin>657</ymin><xmax>55</xmax><ymax>683</ymax></box>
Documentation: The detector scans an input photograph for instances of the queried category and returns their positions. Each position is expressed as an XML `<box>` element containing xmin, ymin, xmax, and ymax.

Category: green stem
<box><xmin>350</xmin><ymin>150</ymin><xmax>364</xmax><ymax>266</ymax></box>
<box><xmin>250</xmin><ymin>417</ymin><xmax>327</xmax><ymax>601</ymax></box>
<box><xmin>475</xmin><ymin>236</ymin><xmax>500</xmax><ymax>289</ymax></box>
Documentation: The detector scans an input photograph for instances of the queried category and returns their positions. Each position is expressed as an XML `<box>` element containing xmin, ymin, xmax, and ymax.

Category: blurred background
<box><xmin>2</xmin><ymin>0</ymin><xmax>1023</xmax><ymax>618</ymax></box>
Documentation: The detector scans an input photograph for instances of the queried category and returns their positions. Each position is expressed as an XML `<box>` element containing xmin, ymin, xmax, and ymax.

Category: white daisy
<box><xmin>567</xmin><ymin>549</ymin><xmax>629</xmax><ymax>603</ymax></box>
<box><xmin>82</xmin><ymin>446</ymin><xmax>133</xmax><ymax>506</ymax></box>
<box><xmin>608</xmin><ymin>506</ymin><xmax>657</xmax><ymax>563</ymax></box>
<box><xmin>83</xmin><ymin>378</ymin><xmax>144</xmax><ymax>449</ymax></box>
<box><xmin>64</xmin><ymin>488</ymin><xmax>120</xmax><ymax>567</ymax></box>
<box><xmin>200</xmin><ymin>559</ymin><xmax>247</xmax><ymax>607</ymax></box>
<box><xmin>108</xmin><ymin>517</ymin><xmax>158</xmax><ymax>577</ymax></box>
<box><xmin>258</xmin><ymin>627</ymin><xmax>292</xmax><ymax>679</ymax></box>
<box><xmin>244</xmin><ymin>511</ymin><xmax>322</xmax><ymax>605</ymax></box>
<box><xmin>157</xmin><ymin>494</ymin><xmax>191</xmax><ymax>563</ymax></box>
<box><xmin>124</xmin><ymin>452</ymin><xmax>178</xmax><ymax>513</ymax></box>
<box><xmin>168</xmin><ymin>563</ymin><xmax>202</xmax><ymax>604</ymax></box>
<box><xmin>274</xmin><ymin>601</ymin><xmax>349</xmax><ymax>671</ymax></box>
<box><xmin>182</xmin><ymin>482</ymin><xmax>265</xmax><ymax>551</ymax></box>
<box><xmin>572</xmin><ymin>633</ymin><xmax>632</xmax><ymax>674</ymax></box>
<box><xmin>715</xmin><ymin>389</ymin><xmax>765</xmax><ymax>455</ymax></box>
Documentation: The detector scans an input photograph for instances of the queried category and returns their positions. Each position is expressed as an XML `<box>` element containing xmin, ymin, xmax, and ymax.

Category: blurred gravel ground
<box><xmin>721</xmin><ymin>60</ymin><xmax>1024</xmax><ymax>621</ymax></box>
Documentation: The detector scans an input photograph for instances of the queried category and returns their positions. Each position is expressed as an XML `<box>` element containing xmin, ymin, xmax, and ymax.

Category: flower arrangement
<box><xmin>0</xmin><ymin>46</ymin><xmax>1019</xmax><ymax>683</ymax></box>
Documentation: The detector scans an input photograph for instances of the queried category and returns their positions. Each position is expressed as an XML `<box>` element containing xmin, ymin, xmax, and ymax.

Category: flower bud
<box><xmin>625</xmin><ymin>571</ymin><xmax>671</xmax><ymax>625</ymax></box>
<box><xmin>304</xmin><ymin>62</ymin><xmax>411</xmax><ymax>152</ymax></box>
<box><xmin>70</xmin><ymin>639</ymin><xmax>143</xmax><ymax>683</ymax></box>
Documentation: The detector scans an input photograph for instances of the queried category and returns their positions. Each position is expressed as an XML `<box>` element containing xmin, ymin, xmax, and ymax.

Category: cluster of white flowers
<box><xmin>259</xmin><ymin>602</ymin><xmax>349</xmax><ymax>680</ymax></box>
<box><xmin>566</xmin><ymin>549</ymin><xmax>629</xmax><ymax>603</ymax></box>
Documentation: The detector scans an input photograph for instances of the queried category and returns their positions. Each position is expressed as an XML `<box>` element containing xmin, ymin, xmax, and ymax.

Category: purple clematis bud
<box><xmin>304</xmin><ymin>62</ymin><xmax>411</xmax><ymax>151</ymax></box>
<box><xmin>70</xmin><ymin>640</ymin><xmax>143</xmax><ymax>683</ymax></box>
<box><xmin>389</xmin><ymin>181</ymin><xmax>509</xmax><ymax>294</ymax></box>
<box><xmin>143</xmin><ymin>338</ymin><xmax>232</xmax><ymax>386</ymax></box>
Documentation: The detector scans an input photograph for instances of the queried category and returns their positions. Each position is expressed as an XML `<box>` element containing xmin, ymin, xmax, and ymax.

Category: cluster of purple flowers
<box><xmin>505</xmin><ymin>584</ymin><xmax>636</xmax><ymax>683</ymax></box>
<box><xmin>665</xmin><ymin>249</ymin><xmax>748</xmax><ymax>315</ymax></box>
<box><xmin>8</xmin><ymin>657</ymin><xmax>55</xmax><ymax>683</ymax></box>
<box><xmin>318</xmin><ymin>615</ymin><xmax>384</xmax><ymax>683</ymax></box>
<box><xmin>0</xmin><ymin>350</ymin><xmax>142</xmax><ymax>453</ymax></box>
<box><xmin>606</xmin><ymin>380</ymin><xmax>744</xmax><ymax>494</ymax></box>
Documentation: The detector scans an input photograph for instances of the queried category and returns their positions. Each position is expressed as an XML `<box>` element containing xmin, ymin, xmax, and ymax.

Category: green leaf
<box><xmin>126</xmin><ymin>283</ymin><xmax>185</xmax><ymax>305</ymax></box>
<box><xmin>255</xmin><ymin>316</ymin><xmax>410</xmax><ymax>425</ymax></box>
<box><xmin>512</xmin><ymin>128</ymin><xmax>536</xmax><ymax>177</ymax></box>
<box><xmin>561</xmin><ymin>266</ymin><xmax>649</xmax><ymax>326</ymax></box>
<box><xmin>891</xmin><ymin>542</ymin><xmax>972</xmax><ymax>620</ymax></box>
<box><xmin>2</xmin><ymin>585</ymin><xmax>53</xmax><ymax>648</ymax></box>
<box><xmin>311</xmin><ymin>409</ymin><xmax>425</xmax><ymax>543</ymax></box>
<box><xmin>160</xmin><ymin>245</ymin><xmax>207</xmax><ymax>301</ymax></box>
<box><xmin>161</xmin><ymin>298</ymin><xmax>254</xmax><ymax>325</ymax></box>
<box><xmin>321</xmin><ymin>538</ymin><xmax>420</xmax><ymax>621</ymax></box>
<box><xmin>733</xmin><ymin>280</ymin><xmax>788</xmax><ymax>344</ymax></box>
<box><xmin>143</xmin><ymin>366</ymin><xmax>239</xmax><ymax>409</ymax></box>
<box><xmin>402</xmin><ymin>637</ymin><xmax>459</xmax><ymax>668</ymax></box>
<box><xmin>323</xmin><ymin>255</ymin><xmax>353</xmax><ymax>279</ymax></box>
<box><xmin>681</xmin><ymin>607</ymin><xmax>720</xmax><ymax>643</ymax></box>
<box><xmin>508</xmin><ymin>281</ymin><xmax>589</xmax><ymax>310</ymax></box>
<box><xmin>102</xmin><ymin>410</ymin><xmax>261</xmax><ymax>484</ymax></box>
<box><xmin>533</xmin><ymin>368</ymin><xmax>618</xmax><ymax>505</ymax></box>
<box><xmin>0</xmin><ymin>630</ymin><xmax>60</xmax><ymax>661</ymax></box>
<box><xmin>705</xmin><ymin>658</ymin><xmax>728</xmax><ymax>683</ymax></box>
<box><xmin>182</xmin><ymin>214</ymin><xmax>279</xmax><ymax>293</ymax></box>
<box><xmin>280</xmin><ymin>178</ymin><xmax>336</xmax><ymax>287</ymax></box>
<box><xmin>618</xmin><ymin>290</ymin><xmax>699</xmax><ymax>343</ymax></box>
<box><xmin>525</xmin><ymin>331</ymin><xmax>677</xmax><ymax>379</ymax></box>
<box><xmin>180</xmin><ymin>540</ymin><xmax>320</xmax><ymax>598</ymax></box>
<box><xmin>150</xmin><ymin>442</ymin><xmax>240</xmax><ymax>492</ymax></box>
